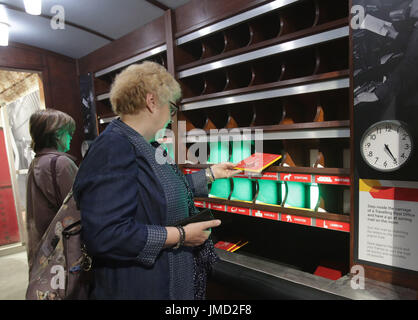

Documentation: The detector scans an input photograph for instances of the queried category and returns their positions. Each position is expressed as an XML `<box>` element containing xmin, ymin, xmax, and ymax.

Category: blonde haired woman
<box><xmin>73</xmin><ymin>61</ymin><xmax>240</xmax><ymax>299</ymax></box>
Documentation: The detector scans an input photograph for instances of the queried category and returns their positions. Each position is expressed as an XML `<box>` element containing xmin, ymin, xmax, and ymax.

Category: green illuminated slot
<box><xmin>230</xmin><ymin>139</ymin><xmax>252</xmax><ymax>163</ymax></box>
<box><xmin>284</xmin><ymin>182</ymin><xmax>306</xmax><ymax>208</ymax></box>
<box><xmin>208</xmin><ymin>140</ymin><xmax>230</xmax><ymax>164</ymax></box>
<box><xmin>229</xmin><ymin>140</ymin><xmax>253</xmax><ymax>201</ymax></box>
<box><xmin>209</xmin><ymin>178</ymin><xmax>231</xmax><ymax>199</ymax></box>
<box><xmin>208</xmin><ymin>141</ymin><xmax>231</xmax><ymax>199</ymax></box>
<box><xmin>283</xmin><ymin>182</ymin><xmax>320</xmax><ymax>210</ymax></box>
<box><xmin>230</xmin><ymin>178</ymin><xmax>253</xmax><ymax>202</ymax></box>
<box><xmin>256</xmin><ymin>180</ymin><xmax>281</xmax><ymax>205</ymax></box>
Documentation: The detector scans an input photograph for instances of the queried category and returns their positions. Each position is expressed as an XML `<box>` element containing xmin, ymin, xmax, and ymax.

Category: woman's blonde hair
<box><xmin>29</xmin><ymin>109</ymin><xmax>75</xmax><ymax>152</ymax></box>
<box><xmin>110</xmin><ymin>61</ymin><xmax>181</xmax><ymax>116</ymax></box>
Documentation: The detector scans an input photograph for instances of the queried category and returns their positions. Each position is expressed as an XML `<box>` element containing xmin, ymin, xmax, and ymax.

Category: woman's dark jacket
<box><xmin>73</xmin><ymin>119</ymin><xmax>209</xmax><ymax>299</ymax></box>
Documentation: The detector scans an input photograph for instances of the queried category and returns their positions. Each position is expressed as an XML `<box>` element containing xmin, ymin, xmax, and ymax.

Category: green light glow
<box><xmin>230</xmin><ymin>139</ymin><xmax>252</xmax><ymax>163</ymax></box>
<box><xmin>256</xmin><ymin>180</ymin><xmax>280</xmax><ymax>205</ymax></box>
<box><xmin>281</xmin><ymin>182</ymin><xmax>320</xmax><ymax>210</ymax></box>
<box><xmin>209</xmin><ymin>178</ymin><xmax>231</xmax><ymax>199</ymax></box>
<box><xmin>208</xmin><ymin>141</ymin><xmax>229</xmax><ymax>164</ymax></box>
<box><xmin>230</xmin><ymin>178</ymin><xmax>253</xmax><ymax>201</ymax></box>
<box><xmin>229</xmin><ymin>140</ymin><xmax>253</xmax><ymax>201</ymax></box>
<box><xmin>284</xmin><ymin>182</ymin><xmax>306</xmax><ymax>208</ymax></box>
<box><xmin>208</xmin><ymin>141</ymin><xmax>231</xmax><ymax>199</ymax></box>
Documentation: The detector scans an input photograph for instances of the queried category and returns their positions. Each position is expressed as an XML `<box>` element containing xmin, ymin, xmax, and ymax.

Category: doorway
<box><xmin>0</xmin><ymin>69</ymin><xmax>45</xmax><ymax>256</ymax></box>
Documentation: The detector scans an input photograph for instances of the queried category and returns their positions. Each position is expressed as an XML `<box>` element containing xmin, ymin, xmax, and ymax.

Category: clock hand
<box><xmin>384</xmin><ymin>144</ymin><xmax>396</xmax><ymax>161</ymax></box>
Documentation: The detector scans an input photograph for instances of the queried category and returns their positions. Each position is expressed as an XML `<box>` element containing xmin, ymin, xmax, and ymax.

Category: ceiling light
<box><xmin>0</xmin><ymin>22</ymin><xmax>9</xmax><ymax>46</ymax></box>
<box><xmin>24</xmin><ymin>0</ymin><xmax>42</xmax><ymax>15</ymax></box>
<box><xmin>0</xmin><ymin>4</ymin><xmax>8</xmax><ymax>23</ymax></box>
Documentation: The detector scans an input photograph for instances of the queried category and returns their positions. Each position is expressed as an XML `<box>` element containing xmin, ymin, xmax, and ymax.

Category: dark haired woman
<box><xmin>26</xmin><ymin>108</ymin><xmax>77</xmax><ymax>271</ymax></box>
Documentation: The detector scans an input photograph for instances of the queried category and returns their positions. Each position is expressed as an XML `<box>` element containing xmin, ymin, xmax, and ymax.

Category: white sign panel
<box><xmin>358</xmin><ymin>179</ymin><xmax>418</xmax><ymax>272</ymax></box>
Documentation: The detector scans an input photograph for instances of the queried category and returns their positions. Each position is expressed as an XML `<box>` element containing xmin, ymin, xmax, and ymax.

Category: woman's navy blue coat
<box><xmin>73</xmin><ymin>120</ymin><xmax>208</xmax><ymax>299</ymax></box>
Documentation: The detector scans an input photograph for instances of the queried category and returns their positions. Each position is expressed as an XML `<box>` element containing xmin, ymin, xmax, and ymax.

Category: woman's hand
<box><xmin>164</xmin><ymin>220</ymin><xmax>221</xmax><ymax>248</ymax></box>
<box><xmin>183</xmin><ymin>219</ymin><xmax>222</xmax><ymax>247</ymax></box>
<box><xmin>210</xmin><ymin>162</ymin><xmax>242</xmax><ymax>180</ymax></box>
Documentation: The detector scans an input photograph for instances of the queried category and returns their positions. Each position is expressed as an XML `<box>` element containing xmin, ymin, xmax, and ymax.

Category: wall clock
<box><xmin>360</xmin><ymin>120</ymin><xmax>413</xmax><ymax>172</ymax></box>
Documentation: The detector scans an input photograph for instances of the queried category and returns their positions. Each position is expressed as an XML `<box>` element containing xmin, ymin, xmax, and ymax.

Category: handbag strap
<box><xmin>50</xmin><ymin>155</ymin><xmax>62</xmax><ymax>208</ymax></box>
<box><xmin>32</xmin><ymin>155</ymin><xmax>61</xmax><ymax>211</ymax></box>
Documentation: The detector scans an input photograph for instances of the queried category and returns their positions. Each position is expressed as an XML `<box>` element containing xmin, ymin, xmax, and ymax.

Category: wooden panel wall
<box><xmin>0</xmin><ymin>42</ymin><xmax>83</xmax><ymax>163</ymax></box>
<box><xmin>174</xmin><ymin>0</ymin><xmax>271</xmax><ymax>37</ymax></box>
<box><xmin>77</xmin><ymin>0</ymin><xmax>270</xmax><ymax>75</ymax></box>
<box><xmin>78</xmin><ymin>16</ymin><xmax>166</xmax><ymax>75</ymax></box>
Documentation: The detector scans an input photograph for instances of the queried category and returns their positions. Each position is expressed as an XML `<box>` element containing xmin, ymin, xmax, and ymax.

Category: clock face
<box><xmin>360</xmin><ymin>120</ymin><xmax>413</xmax><ymax>172</ymax></box>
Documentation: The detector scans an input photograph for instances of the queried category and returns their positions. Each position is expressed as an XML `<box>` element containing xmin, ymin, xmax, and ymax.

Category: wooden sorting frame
<box><xmin>77</xmin><ymin>0</ymin><xmax>418</xmax><ymax>293</ymax></box>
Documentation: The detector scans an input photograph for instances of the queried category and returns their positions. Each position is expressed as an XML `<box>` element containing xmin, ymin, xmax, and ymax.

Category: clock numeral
<box><xmin>383</xmin><ymin>161</ymin><xmax>388</xmax><ymax>168</ymax></box>
<box><xmin>376</xmin><ymin>127</ymin><xmax>382</xmax><ymax>134</ymax></box>
<box><xmin>370</xmin><ymin>134</ymin><xmax>376</xmax><ymax>140</ymax></box>
<box><xmin>393</xmin><ymin>158</ymin><xmax>398</xmax><ymax>164</ymax></box>
<box><xmin>402</xmin><ymin>134</ymin><xmax>408</xmax><ymax>141</ymax></box>
<box><xmin>368</xmin><ymin>151</ymin><xmax>373</xmax><ymax>157</ymax></box>
<box><xmin>374</xmin><ymin>157</ymin><xmax>379</xmax><ymax>164</ymax></box>
<box><xmin>385</xmin><ymin>125</ymin><xmax>392</xmax><ymax>132</ymax></box>
<box><xmin>404</xmin><ymin>144</ymin><xmax>410</xmax><ymax>150</ymax></box>
<box><xmin>401</xmin><ymin>153</ymin><xmax>406</xmax><ymax>159</ymax></box>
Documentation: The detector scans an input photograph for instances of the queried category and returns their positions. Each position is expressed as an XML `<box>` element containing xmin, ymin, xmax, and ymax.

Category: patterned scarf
<box><xmin>151</xmin><ymin>142</ymin><xmax>219</xmax><ymax>300</ymax></box>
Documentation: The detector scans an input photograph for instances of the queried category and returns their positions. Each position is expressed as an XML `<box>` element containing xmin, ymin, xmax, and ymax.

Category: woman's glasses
<box><xmin>169</xmin><ymin>101</ymin><xmax>180</xmax><ymax>117</ymax></box>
